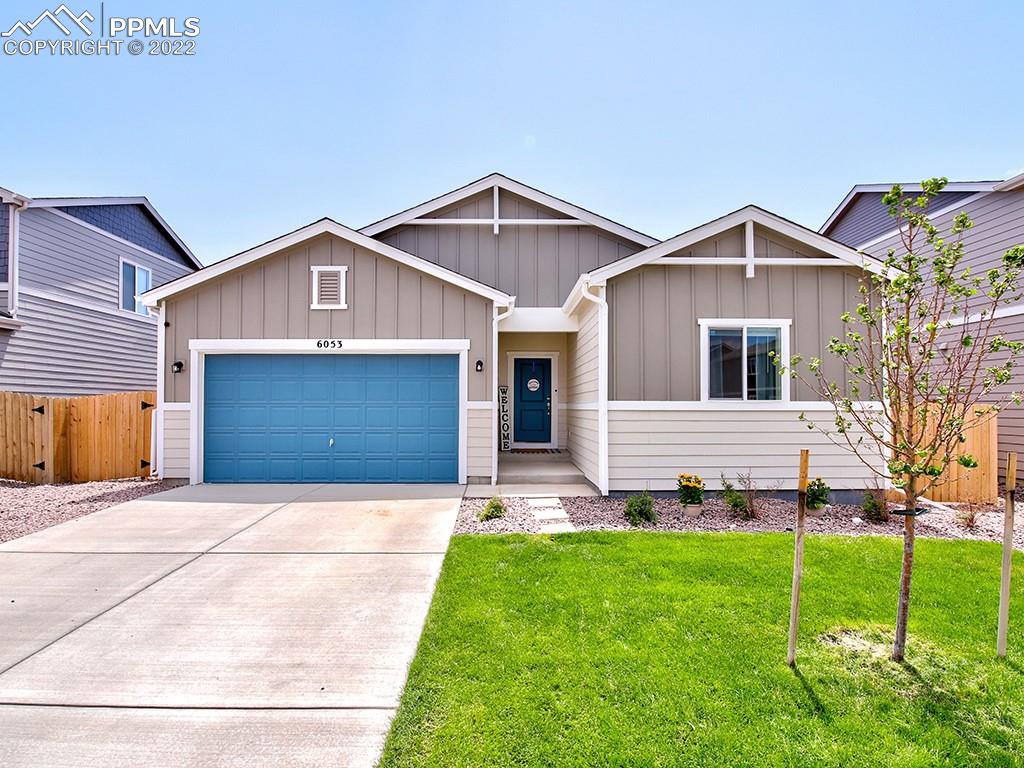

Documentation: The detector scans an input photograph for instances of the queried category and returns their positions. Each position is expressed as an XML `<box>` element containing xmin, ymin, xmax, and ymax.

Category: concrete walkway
<box><xmin>0</xmin><ymin>483</ymin><xmax>462</xmax><ymax>767</ymax></box>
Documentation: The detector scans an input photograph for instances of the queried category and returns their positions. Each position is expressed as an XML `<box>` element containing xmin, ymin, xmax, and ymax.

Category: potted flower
<box><xmin>677</xmin><ymin>472</ymin><xmax>705</xmax><ymax>517</ymax></box>
<box><xmin>806</xmin><ymin>476</ymin><xmax>830</xmax><ymax>518</ymax></box>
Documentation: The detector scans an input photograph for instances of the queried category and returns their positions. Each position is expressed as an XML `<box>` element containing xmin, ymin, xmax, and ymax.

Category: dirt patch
<box><xmin>0</xmin><ymin>477</ymin><xmax>186</xmax><ymax>543</ymax></box>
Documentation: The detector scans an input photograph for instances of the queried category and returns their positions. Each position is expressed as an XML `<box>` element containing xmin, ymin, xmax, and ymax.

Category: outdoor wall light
<box><xmin>475</xmin><ymin>359</ymin><xmax>484</xmax><ymax>372</ymax></box>
<box><xmin>171</xmin><ymin>360</ymin><xmax>184</xmax><ymax>374</ymax></box>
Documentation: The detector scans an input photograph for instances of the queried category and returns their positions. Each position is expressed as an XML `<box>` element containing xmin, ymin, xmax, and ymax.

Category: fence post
<box><xmin>998</xmin><ymin>452</ymin><xmax>1016</xmax><ymax>658</ymax></box>
<box><xmin>788</xmin><ymin>448</ymin><xmax>810</xmax><ymax>667</ymax></box>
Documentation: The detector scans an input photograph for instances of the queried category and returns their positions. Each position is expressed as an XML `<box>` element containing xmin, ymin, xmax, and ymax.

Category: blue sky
<box><xmin>2</xmin><ymin>0</ymin><xmax>1022</xmax><ymax>264</ymax></box>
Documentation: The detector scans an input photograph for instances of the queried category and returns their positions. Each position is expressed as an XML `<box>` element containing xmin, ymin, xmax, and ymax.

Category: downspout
<box><xmin>579</xmin><ymin>279</ymin><xmax>609</xmax><ymax>495</ymax></box>
<box><xmin>492</xmin><ymin>298</ymin><xmax>516</xmax><ymax>484</ymax></box>
<box><xmin>5</xmin><ymin>194</ymin><xmax>30</xmax><ymax>316</ymax></box>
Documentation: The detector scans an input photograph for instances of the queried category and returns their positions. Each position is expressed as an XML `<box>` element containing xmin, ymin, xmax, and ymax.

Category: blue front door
<box><xmin>203</xmin><ymin>354</ymin><xmax>459</xmax><ymax>483</ymax></box>
<box><xmin>513</xmin><ymin>358</ymin><xmax>551</xmax><ymax>444</ymax></box>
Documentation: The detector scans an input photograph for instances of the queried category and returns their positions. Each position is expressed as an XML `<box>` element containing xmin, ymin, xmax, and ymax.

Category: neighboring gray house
<box><xmin>822</xmin><ymin>171</ymin><xmax>1024</xmax><ymax>480</ymax></box>
<box><xmin>0</xmin><ymin>186</ymin><xmax>201</xmax><ymax>395</ymax></box>
<box><xmin>142</xmin><ymin>173</ymin><xmax>885</xmax><ymax>492</ymax></box>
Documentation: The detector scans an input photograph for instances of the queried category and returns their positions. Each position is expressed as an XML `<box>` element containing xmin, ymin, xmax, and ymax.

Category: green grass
<box><xmin>380</xmin><ymin>533</ymin><xmax>1024</xmax><ymax>767</ymax></box>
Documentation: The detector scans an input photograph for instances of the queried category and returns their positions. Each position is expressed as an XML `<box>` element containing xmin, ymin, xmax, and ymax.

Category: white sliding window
<box><xmin>699</xmin><ymin>319</ymin><xmax>791</xmax><ymax>402</ymax></box>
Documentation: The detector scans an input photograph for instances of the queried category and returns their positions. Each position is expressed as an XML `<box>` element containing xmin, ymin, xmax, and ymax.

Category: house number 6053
<box><xmin>316</xmin><ymin>339</ymin><xmax>344</xmax><ymax>349</ymax></box>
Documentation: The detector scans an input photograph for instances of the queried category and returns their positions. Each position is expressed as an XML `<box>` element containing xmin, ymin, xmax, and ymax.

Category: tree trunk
<box><xmin>892</xmin><ymin>499</ymin><xmax>917</xmax><ymax>662</ymax></box>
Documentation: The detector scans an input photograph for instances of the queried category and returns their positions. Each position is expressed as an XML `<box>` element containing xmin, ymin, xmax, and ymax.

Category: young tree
<box><xmin>779</xmin><ymin>178</ymin><xmax>1024</xmax><ymax>661</ymax></box>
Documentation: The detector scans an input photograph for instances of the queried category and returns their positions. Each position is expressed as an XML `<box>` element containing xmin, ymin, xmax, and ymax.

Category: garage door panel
<box><xmin>203</xmin><ymin>354</ymin><xmax>459</xmax><ymax>483</ymax></box>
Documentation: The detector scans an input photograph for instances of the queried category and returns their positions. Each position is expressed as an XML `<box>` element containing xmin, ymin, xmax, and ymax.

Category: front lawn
<box><xmin>381</xmin><ymin>532</ymin><xmax>1024</xmax><ymax>767</ymax></box>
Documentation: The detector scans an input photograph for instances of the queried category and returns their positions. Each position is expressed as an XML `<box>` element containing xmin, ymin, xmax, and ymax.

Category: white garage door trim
<box><xmin>187</xmin><ymin>338</ymin><xmax>471</xmax><ymax>485</ymax></box>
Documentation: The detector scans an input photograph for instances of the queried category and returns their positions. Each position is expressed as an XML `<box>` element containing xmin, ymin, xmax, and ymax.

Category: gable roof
<box><xmin>564</xmin><ymin>205</ymin><xmax>886</xmax><ymax>313</ymax></box>
<box><xmin>820</xmin><ymin>181</ymin><xmax>1000</xmax><ymax>242</ymax></box>
<box><xmin>24</xmin><ymin>195</ymin><xmax>200</xmax><ymax>269</ymax></box>
<box><xmin>359</xmin><ymin>172</ymin><xmax>659</xmax><ymax>247</ymax></box>
<box><xmin>140</xmin><ymin>217</ymin><xmax>514</xmax><ymax>307</ymax></box>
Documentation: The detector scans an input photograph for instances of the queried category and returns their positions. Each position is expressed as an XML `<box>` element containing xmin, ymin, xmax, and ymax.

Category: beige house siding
<box><xmin>377</xmin><ymin>189</ymin><xmax>641</xmax><ymax>308</ymax></box>
<box><xmin>608</xmin><ymin>260</ymin><xmax>864</xmax><ymax>401</ymax></box>
<box><xmin>160</xmin><ymin>409</ymin><xmax>190</xmax><ymax>479</ymax></box>
<box><xmin>162</xmin><ymin>233</ymin><xmax>493</xmax><ymax>402</ymax></box>
<box><xmin>565</xmin><ymin>299</ymin><xmax>600</xmax><ymax>486</ymax></box>
<box><xmin>498</xmin><ymin>332</ymin><xmax>569</xmax><ymax>447</ymax></box>
<box><xmin>607</xmin><ymin>407</ymin><xmax>880</xmax><ymax>491</ymax></box>
<box><xmin>467</xmin><ymin>407</ymin><xmax>494</xmax><ymax>480</ymax></box>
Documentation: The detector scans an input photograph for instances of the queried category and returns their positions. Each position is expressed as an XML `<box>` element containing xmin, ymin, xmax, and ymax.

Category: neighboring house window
<box><xmin>699</xmin><ymin>319</ymin><xmax>791</xmax><ymax>402</ymax></box>
<box><xmin>120</xmin><ymin>260</ymin><xmax>152</xmax><ymax>316</ymax></box>
<box><xmin>310</xmin><ymin>265</ymin><xmax>348</xmax><ymax>309</ymax></box>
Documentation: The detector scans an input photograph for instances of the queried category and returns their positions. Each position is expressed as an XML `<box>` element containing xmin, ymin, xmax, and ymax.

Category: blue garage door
<box><xmin>203</xmin><ymin>354</ymin><xmax>459</xmax><ymax>483</ymax></box>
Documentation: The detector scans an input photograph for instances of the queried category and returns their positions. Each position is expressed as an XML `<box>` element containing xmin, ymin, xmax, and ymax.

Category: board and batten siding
<box><xmin>376</xmin><ymin>189</ymin><xmax>640</xmax><ymax>308</ymax></box>
<box><xmin>0</xmin><ymin>208</ymin><xmax>193</xmax><ymax>396</ymax></box>
<box><xmin>608</xmin><ymin>408</ymin><xmax>882</xmax><ymax>491</ymax></box>
<box><xmin>162</xmin><ymin>233</ymin><xmax>494</xmax><ymax>403</ymax></box>
<box><xmin>608</xmin><ymin>225</ymin><xmax>865</xmax><ymax>401</ymax></box>
<box><xmin>565</xmin><ymin>298</ymin><xmax>600</xmax><ymax>486</ymax></box>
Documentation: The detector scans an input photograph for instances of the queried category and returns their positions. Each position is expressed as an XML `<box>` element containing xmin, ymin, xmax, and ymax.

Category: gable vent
<box><xmin>310</xmin><ymin>266</ymin><xmax>348</xmax><ymax>309</ymax></box>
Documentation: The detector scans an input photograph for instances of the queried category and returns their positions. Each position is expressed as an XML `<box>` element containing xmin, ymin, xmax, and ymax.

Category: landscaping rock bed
<box><xmin>459</xmin><ymin>494</ymin><xmax>1023</xmax><ymax>550</ymax></box>
<box><xmin>0</xmin><ymin>477</ymin><xmax>185</xmax><ymax>544</ymax></box>
<box><xmin>455</xmin><ymin>495</ymin><xmax>544</xmax><ymax>534</ymax></box>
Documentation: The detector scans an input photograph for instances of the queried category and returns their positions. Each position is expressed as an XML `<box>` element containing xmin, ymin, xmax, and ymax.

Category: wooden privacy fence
<box><xmin>0</xmin><ymin>391</ymin><xmax>156</xmax><ymax>484</ymax></box>
<box><xmin>925</xmin><ymin>406</ymin><xmax>999</xmax><ymax>503</ymax></box>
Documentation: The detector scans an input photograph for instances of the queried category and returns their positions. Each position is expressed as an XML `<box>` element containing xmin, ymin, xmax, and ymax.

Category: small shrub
<box><xmin>478</xmin><ymin>496</ymin><xmax>507</xmax><ymax>521</ymax></box>
<box><xmin>862</xmin><ymin>481</ymin><xmax>889</xmax><ymax>523</ymax></box>
<box><xmin>806</xmin><ymin>476</ymin><xmax>831</xmax><ymax>510</ymax></box>
<box><xmin>721</xmin><ymin>474</ymin><xmax>748</xmax><ymax>517</ymax></box>
<box><xmin>624</xmin><ymin>490</ymin><xmax>656</xmax><ymax>526</ymax></box>
<box><xmin>957</xmin><ymin>498</ymin><xmax>981</xmax><ymax>528</ymax></box>
<box><xmin>677</xmin><ymin>472</ymin><xmax>705</xmax><ymax>506</ymax></box>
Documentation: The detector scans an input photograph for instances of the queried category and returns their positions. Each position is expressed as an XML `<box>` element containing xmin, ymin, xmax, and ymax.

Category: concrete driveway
<box><xmin>0</xmin><ymin>483</ymin><xmax>462</xmax><ymax>767</ymax></box>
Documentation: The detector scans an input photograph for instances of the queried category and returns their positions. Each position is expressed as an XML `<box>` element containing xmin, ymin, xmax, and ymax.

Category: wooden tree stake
<box><xmin>788</xmin><ymin>448</ymin><xmax>810</xmax><ymax>667</ymax></box>
<box><xmin>998</xmin><ymin>452</ymin><xmax>1016</xmax><ymax>658</ymax></box>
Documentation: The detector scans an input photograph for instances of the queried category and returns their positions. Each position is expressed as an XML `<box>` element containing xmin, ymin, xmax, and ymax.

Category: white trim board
<box><xmin>20</xmin><ymin>286</ymin><xmax>158</xmax><ymax>325</ymax></box>
<box><xmin>608</xmin><ymin>400</ymin><xmax>883</xmax><ymax>411</ymax></box>
<box><xmin>582</xmin><ymin>205</ymin><xmax>887</xmax><ymax>288</ymax></box>
<box><xmin>506</xmin><ymin>351</ymin><xmax>559</xmax><ymax>449</ymax></box>
<box><xmin>142</xmin><ymin>218</ymin><xmax>513</xmax><ymax>307</ymax></box>
<box><xmin>698</xmin><ymin>318</ymin><xmax>792</xmax><ymax>403</ymax></box>
<box><xmin>820</xmin><ymin>182</ymin><xmax>998</xmax><ymax>235</ymax></box>
<box><xmin>186</xmin><ymin>338</ymin><xmax>471</xmax><ymax>485</ymax></box>
<box><xmin>39</xmin><ymin>207</ymin><xmax>198</xmax><ymax>272</ymax></box>
<box><xmin>358</xmin><ymin>173</ymin><xmax>658</xmax><ymax>247</ymax></box>
<box><xmin>499</xmin><ymin>306</ymin><xmax>579</xmax><ymax>332</ymax></box>
<box><xmin>28</xmin><ymin>196</ymin><xmax>200</xmax><ymax>268</ymax></box>
<box><xmin>309</xmin><ymin>264</ymin><xmax>349</xmax><ymax>310</ymax></box>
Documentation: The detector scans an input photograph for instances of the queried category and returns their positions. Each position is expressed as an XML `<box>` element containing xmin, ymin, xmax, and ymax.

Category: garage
<box><xmin>202</xmin><ymin>353</ymin><xmax>460</xmax><ymax>483</ymax></box>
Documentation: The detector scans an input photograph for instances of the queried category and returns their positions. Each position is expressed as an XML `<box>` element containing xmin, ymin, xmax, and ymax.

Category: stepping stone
<box><xmin>526</xmin><ymin>497</ymin><xmax>562</xmax><ymax>508</ymax></box>
<box><xmin>539</xmin><ymin>522</ymin><xmax>576</xmax><ymax>534</ymax></box>
<box><xmin>532</xmin><ymin>508</ymin><xmax>569</xmax><ymax>521</ymax></box>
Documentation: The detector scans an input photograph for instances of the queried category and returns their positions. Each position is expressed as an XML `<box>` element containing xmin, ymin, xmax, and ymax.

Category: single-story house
<box><xmin>141</xmin><ymin>173</ymin><xmax>885</xmax><ymax>493</ymax></box>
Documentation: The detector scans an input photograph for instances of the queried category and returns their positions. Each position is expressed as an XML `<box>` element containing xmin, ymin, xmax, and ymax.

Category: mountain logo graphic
<box><xmin>2</xmin><ymin>5</ymin><xmax>94</xmax><ymax>37</ymax></box>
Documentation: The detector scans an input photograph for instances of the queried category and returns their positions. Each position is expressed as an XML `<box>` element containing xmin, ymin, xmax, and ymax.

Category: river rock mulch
<box><xmin>0</xmin><ymin>477</ymin><xmax>185</xmax><ymax>544</ymax></box>
<box><xmin>458</xmin><ymin>494</ymin><xmax>1023</xmax><ymax>550</ymax></box>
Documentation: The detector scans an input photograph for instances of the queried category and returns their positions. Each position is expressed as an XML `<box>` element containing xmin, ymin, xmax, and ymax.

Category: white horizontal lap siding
<box><xmin>566</xmin><ymin>300</ymin><xmax>601</xmax><ymax>486</ymax></box>
<box><xmin>467</xmin><ymin>407</ymin><xmax>494</xmax><ymax>479</ymax></box>
<box><xmin>161</xmin><ymin>408</ymin><xmax>191</xmax><ymax>479</ymax></box>
<box><xmin>607</xmin><ymin>408</ymin><xmax>880</xmax><ymax>491</ymax></box>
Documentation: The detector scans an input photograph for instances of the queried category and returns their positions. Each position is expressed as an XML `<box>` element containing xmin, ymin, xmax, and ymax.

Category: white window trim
<box><xmin>505</xmin><ymin>351</ymin><xmax>559</xmax><ymax>449</ymax></box>
<box><xmin>310</xmin><ymin>264</ymin><xmax>348</xmax><ymax>310</ymax></box>
<box><xmin>698</xmin><ymin>318</ymin><xmax>791</xmax><ymax>403</ymax></box>
<box><xmin>118</xmin><ymin>257</ymin><xmax>153</xmax><ymax>317</ymax></box>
